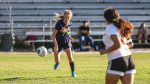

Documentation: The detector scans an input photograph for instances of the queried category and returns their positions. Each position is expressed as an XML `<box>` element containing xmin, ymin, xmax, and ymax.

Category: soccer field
<box><xmin>0</xmin><ymin>53</ymin><xmax>150</xmax><ymax>84</ymax></box>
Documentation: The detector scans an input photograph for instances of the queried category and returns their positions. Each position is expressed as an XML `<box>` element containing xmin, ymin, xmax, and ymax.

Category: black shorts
<box><xmin>107</xmin><ymin>55</ymin><xmax>136</xmax><ymax>76</ymax></box>
<box><xmin>53</xmin><ymin>42</ymin><xmax>71</xmax><ymax>52</ymax></box>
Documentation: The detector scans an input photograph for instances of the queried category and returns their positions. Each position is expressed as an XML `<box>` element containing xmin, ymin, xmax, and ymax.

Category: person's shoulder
<box><xmin>87</xmin><ymin>26</ymin><xmax>91</xmax><ymax>28</ymax></box>
<box><xmin>106</xmin><ymin>23</ymin><xmax>118</xmax><ymax>31</ymax></box>
<box><xmin>79</xmin><ymin>26</ymin><xmax>83</xmax><ymax>28</ymax></box>
<box><xmin>67</xmin><ymin>21</ymin><xmax>72</xmax><ymax>26</ymax></box>
<box><xmin>80</xmin><ymin>25</ymin><xmax>83</xmax><ymax>27</ymax></box>
<box><xmin>56</xmin><ymin>19</ymin><xmax>63</xmax><ymax>24</ymax></box>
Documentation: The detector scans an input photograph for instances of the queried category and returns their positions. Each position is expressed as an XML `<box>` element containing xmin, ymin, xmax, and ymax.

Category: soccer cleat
<box><xmin>72</xmin><ymin>71</ymin><xmax>76</xmax><ymax>77</ymax></box>
<box><xmin>54</xmin><ymin>59</ymin><xmax>61</xmax><ymax>70</ymax></box>
<box><xmin>139</xmin><ymin>41</ymin><xmax>141</xmax><ymax>44</ymax></box>
<box><xmin>145</xmin><ymin>42</ymin><xmax>148</xmax><ymax>44</ymax></box>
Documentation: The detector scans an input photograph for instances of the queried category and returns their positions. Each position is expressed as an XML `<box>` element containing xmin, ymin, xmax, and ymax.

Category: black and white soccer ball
<box><xmin>37</xmin><ymin>46</ymin><xmax>47</xmax><ymax>57</ymax></box>
<box><xmin>48</xmin><ymin>48</ymin><xmax>53</xmax><ymax>54</ymax></box>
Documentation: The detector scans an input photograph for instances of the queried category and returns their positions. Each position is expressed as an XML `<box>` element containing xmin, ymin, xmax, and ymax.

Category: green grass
<box><xmin>0</xmin><ymin>53</ymin><xmax>150</xmax><ymax>84</ymax></box>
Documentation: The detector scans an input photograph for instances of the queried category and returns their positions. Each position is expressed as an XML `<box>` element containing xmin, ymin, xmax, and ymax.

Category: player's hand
<box><xmin>70</xmin><ymin>38</ymin><xmax>75</xmax><ymax>43</ymax></box>
<box><xmin>54</xmin><ymin>46</ymin><xmax>58</xmax><ymax>53</ymax></box>
<box><xmin>99</xmin><ymin>49</ymin><xmax>106</xmax><ymax>55</ymax></box>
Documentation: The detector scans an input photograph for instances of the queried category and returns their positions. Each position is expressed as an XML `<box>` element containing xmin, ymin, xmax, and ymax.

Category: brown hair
<box><xmin>83</xmin><ymin>20</ymin><xmax>87</xmax><ymax>23</ymax></box>
<box><xmin>139</xmin><ymin>23</ymin><xmax>145</xmax><ymax>29</ymax></box>
<box><xmin>104</xmin><ymin>8</ymin><xmax>134</xmax><ymax>39</ymax></box>
<box><xmin>53</xmin><ymin>9</ymin><xmax>73</xmax><ymax>27</ymax></box>
<box><xmin>138</xmin><ymin>23</ymin><xmax>146</xmax><ymax>35</ymax></box>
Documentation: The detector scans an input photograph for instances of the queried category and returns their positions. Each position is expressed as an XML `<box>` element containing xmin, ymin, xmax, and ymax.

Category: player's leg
<box><xmin>120</xmin><ymin>73</ymin><xmax>135</xmax><ymax>84</ymax></box>
<box><xmin>54</xmin><ymin>52</ymin><xmax>61</xmax><ymax>63</ymax></box>
<box><xmin>106</xmin><ymin>73</ymin><xmax>121</xmax><ymax>84</ymax></box>
<box><xmin>138</xmin><ymin>33</ymin><xmax>142</xmax><ymax>44</ymax></box>
<box><xmin>121</xmin><ymin>55</ymin><xmax>136</xmax><ymax>84</ymax></box>
<box><xmin>70</xmin><ymin>41</ymin><xmax>74</xmax><ymax>53</ymax></box>
<box><xmin>54</xmin><ymin>52</ymin><xmax>61</xmax><ymax>70</ymax></box>
<box><xmin>54</xmin><ymin>45</ymin><xmax>61</xmax><ymax>70</ymax></box>
<box><xmin>79</xmin><ymin>35</ymin><xmax>85</xmax><ymax>50</ymax></box>
<box><xmin>64</xmin><ymin>48</ymin><xmax>76</xmax><ymax>77</ymax></box>
<box><xmin>106</xmin><ymin>57</ymin><xmax>128</xmax><ymax>84</ymax></box>
<box><xmin>65</xmin><ymin>48</ymin><xmax>73</xmax><ymax>62</ymax></box>
<box><xmin>144</xmin><ymin>34</ymin><xmax>148</xmax><ymax>44</ymax></box>
<box><xmin>85</xmin><ymin>36</ymin><xmax>94</xmax><ymax>50</ymax></box>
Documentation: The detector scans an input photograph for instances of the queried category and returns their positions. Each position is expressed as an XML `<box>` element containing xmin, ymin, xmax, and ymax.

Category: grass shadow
<box><xmin>0</xmin><ymin>76</ymin><xmax>71</xmax><ymax>82</ymax></box>
<box><xmin>0</xmin><ymin>77</ymin><xmax>25</xmax><ymax>81</ymax></box>
<box><xmin>56</xmin><ymin>76</ymin><xmax>71</xmax><ymax>78</ymax></box>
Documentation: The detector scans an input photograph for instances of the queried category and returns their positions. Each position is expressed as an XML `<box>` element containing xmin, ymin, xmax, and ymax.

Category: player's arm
<box><xmin>79</xmin><ymin>26</ymin><xmax>89</xmax><ymax>34</ymax></box>
<box><xmin>80</xmin><ymin>30</ymin><xmax>88</xmax><ymax>34</ymax></box>
<box><xmin>52</xmin><ymin>29</ymin><xmax>58</xmax><ymax>53</ymax></box>
<box><xmin>105</xmin><ymin>35</ymin><xmax>121</xmax><ymax>52</ymax></box>
<box><xmin>52</xmin><ymin>29</ymin><xmax>58</xmax><ymax>46</ymax></box>
<box><xmin>86</xmin><ymin>27</ymin><xmax>91</xmax><ymax>34</ymax></box>
<box><xmin>52</xmin><ymin>21</ymin><xmax>61</xmax><ymax>52</ymax></box>
<box><xmin>144</xmin><ymin>28</ymin><xmax>148</xmax><ymax>34</ymax></box>
<box><xmin>127</xmin><ymin>38</ymin><xmax>134</xmax><ymax>49</ymax></box>
<box><xmin>99</xmin><ymin>35</ymin><xmax>121</xmax><ymax>55</ymax></box>
<box><xmin>128</xmin><ymin>43</ymin><xmax>134</xmax><ymax>49</ymax></box>
<box><xmin>138</xmin><ymin>29</ymin><xmax>142</xmax><ymax>34</ymax></box>
<box><xmin>67</xmin><ymin>31</ymin><xmax>75</xmax><ymax>43</ymax></box>
<box><xmin>80</xmin><ymin>30</ymin><xmax>91</xmax><ymax>34</ymax></box>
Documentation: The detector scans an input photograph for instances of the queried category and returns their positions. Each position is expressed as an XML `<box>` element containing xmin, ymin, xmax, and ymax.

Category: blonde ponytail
<box><xmin>53</xmin><ymin>9</ymin><xmax>73</xmax><ymax>27</ymax></box>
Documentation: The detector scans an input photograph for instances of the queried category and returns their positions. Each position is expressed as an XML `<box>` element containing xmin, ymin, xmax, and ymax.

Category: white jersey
<box><xmin>103</xmin><ymin>23</ymin><xmax>132</xmax><ymax>61</ymax></box>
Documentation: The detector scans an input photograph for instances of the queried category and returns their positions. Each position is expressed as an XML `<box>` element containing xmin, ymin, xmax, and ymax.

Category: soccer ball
<box><xmin>48</xmin><ymin>48</ymin><xmax>53</xmax><ymax>54</ymax></box>
<box><xmin>37</xmin><ymin>46</ymin><xmax>47</xmax><ymax>57</ymax></box>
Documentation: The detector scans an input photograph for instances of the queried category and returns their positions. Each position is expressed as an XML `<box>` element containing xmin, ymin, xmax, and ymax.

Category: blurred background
<box><xmin>0</xmin><ymin>0</ymin><xmax>150</xmax><ymax>52</ymax></box>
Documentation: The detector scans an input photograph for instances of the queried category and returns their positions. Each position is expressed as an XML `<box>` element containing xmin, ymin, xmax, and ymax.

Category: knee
<box><xmin>69</xmin><ymin>59</ymin><xmax>74</xmax><ymax>62</ymax></box>
<box><xmin>139</xmin><ymin>33</ymin><xmax>142</xmax><ymax>35</ymax></box>
<box><xmin>89</xmin><ymin>36</ymin><xmax>93</xmax><ymax>39</ymax></box>
<box><xmin>138</xmin><ymin>34</ymin><xmax>142</xmax><ymax>37</ymax></box>
<box><xmin>89</xmin><ymin>36</ymin><xmax>93</xmax><ymax>41</ymax></box>
<box><xmin>80</xmin><ymin>36</ymin><xmax>85</xmax><ymax>41</ymax></box>
<box><xmin>145</xmin><ymin>34</ymin><xmax>148</xmax><ymax>36</ymax></box>
<box><xmin>68</xmin><ymin>57</ymin><xmax>74</xmax><ymax>62</ymax></box>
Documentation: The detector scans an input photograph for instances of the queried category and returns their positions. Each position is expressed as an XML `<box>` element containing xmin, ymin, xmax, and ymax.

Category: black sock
<box><xmin>69</xmin><ymin>61</ymin><xmax>75</xmax><ymax>71</ymax></box>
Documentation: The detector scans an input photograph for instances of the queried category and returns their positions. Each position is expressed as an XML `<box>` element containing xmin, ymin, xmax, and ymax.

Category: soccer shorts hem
<box><xmin>107</xmin><ymin>55</ymin><xmax>136</xmax><ymax>76</ymax></box>
<box><xmin>53</xmin><ymin>42</ymin><xmax>71</xmax><ymax>52</ymax></box>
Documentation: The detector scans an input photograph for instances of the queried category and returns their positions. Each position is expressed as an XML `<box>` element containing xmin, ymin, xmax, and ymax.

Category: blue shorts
<box><xmin>53</xmin><ymin>42</ymin><xmax>71</xmax><ymax>52</ymax></box>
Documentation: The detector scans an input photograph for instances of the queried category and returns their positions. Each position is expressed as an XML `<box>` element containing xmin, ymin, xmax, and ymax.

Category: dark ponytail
<box><xmin>138</xmin><ymin>23</ymin><xmax>145</xmax><ymax>35</ymax></box>
<box><xmin>104</xmin><ymin>8</ymin><xmax>134</xmax><ymax>39</ymax></box>
<box><xmin>113</xmin><ymin>18</ymin><xmax>134</xmax><ymax>39</ymax></box>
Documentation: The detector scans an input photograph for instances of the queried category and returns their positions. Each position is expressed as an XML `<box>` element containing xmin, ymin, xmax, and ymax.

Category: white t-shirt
<box><xmin>103</xmin><ymin>23</ymin><xmax>132</xmax><ymax>61</ymax></box>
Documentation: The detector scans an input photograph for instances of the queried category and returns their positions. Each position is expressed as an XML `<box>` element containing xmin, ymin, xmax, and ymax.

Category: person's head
<box><xmin>140</xmin><ymin>23</ymin><xmax>145</xmax><ymax>29</ymax></box>
<box><xmin>104</xmin><ymin>7</ymin><xmax>120</xmax><ymax>24</ymax></box>
<box><xmin>63</xmin><ymin>10</ymin><xmax>72</xmax><ymax>23</ymax></box>
<box><xmin>83</xmin><ymin>20</ymin><xmax>88</xmax><ymax>27</ymax></box>
<box><xmin>104</xmin><ymin>7</ymin><xmax>134</xmax><ymax>39</ymax></box>
<box><xmin>54</xmin><ymin>9</ymin><xmax>73</xmax><ymax>27</ymax></box>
